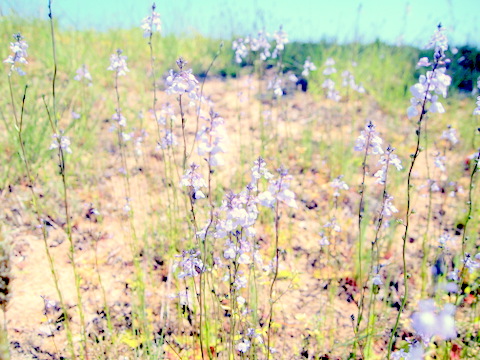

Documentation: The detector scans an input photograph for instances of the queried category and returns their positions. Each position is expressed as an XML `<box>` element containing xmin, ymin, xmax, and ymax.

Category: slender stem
<box><xmin>48</xmin><ymin>0</ymin><xmax>58</xmax><ymax>127</ymax></box>
<box><xmin>353</xmin><ymin>125</ymin><xmax>374</xmax><ymax>355</ymax></box>
<box><xmin>267</xmin><ymin>176</ymin><xmax>283</xmax><ymax>360</ymax></box>
<box><xmin>13</xmin><ymin>86</ymin><xmax>75</xmax><ymax>358</ymax></box>
<box><xmin>387</xmin><ymin>60</ymin><xmax>438</xmax><ymax>359</ymax></box>
<box><xmin>188</xmin><ymin>44</ymin><xmax>223</xmax><ymax>159</ymax></box>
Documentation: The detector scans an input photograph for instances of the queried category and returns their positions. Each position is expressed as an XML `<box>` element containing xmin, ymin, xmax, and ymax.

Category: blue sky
<box><xmin>2</xmin><ymin>0</ymin><xmax>479</xmax><ymax>46</ymax></box>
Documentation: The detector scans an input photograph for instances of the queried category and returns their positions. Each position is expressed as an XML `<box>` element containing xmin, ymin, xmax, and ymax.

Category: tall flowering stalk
<box><xmin>166</xmin><ymin>57</ymin><xmax>199</xmax><ymax>170</ymax></box>
<box><xmin>260</xmin><ymin>166</ymin><xmax>297</xmax><ymax>360</ymax></box>
<box><xmin>352</xmin><ymin>120</ymin><xmax>384</xmax><ymax>354</ymax></box>
<box><xmin>4</xmin><ymin>32</ymin><xmax>79</xmax><ymax>358</ymax></box>
<box><xmin>108</xmin><ymin>48</ymin><xmax>153</xmax><ymax>353</ymax></box>
<box><xmin>365</xmin><ymin>146</ymin><xmax>402</xmax><ymax>356</ymax></box>
<box><xmin>46</xmin><ymin>3</ymin><xmax>91</xmax><ymax>356</ymax></box>
<box><xmin>322</xmin><ymin>58</ymin><xmax>341</xmax><ymax>102</ymax></box>
<box><xmin>387</xmin><ymin>24</ymin><xmax>451</xmax><ymax>359</ymax></box>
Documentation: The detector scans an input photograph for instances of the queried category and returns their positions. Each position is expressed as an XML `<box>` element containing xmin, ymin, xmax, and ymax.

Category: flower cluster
<box><xmin>107</xmin><ymin>49</ymin><xmax>129</xmax><ymax>76</ymax></box>
<box><xmin>196</xmin><ymin>108</ymin><xmax>227</xmax><ymax>167</ymax></box>
<box><xmin>232</xmin><ymin>27</ymin><xmax>287</xmax><ymax>64</ymax></box>
<box><xmin>341</xmin><ymin>70</ymin><xmax>365</xmax><ymax>94</ymax></box>
<box><xmin>141</xmin><ymin>3</ymin><xmax>161</xmax><ymax>38</ymax></box>
<box><xmin>180</xmin><ymin>163</ymin><xmax>207</xmax><ymax>200</ymax></box>
<box><xmin>411</xmin><ymin>299</ymin><xmax>456</xmax><ymax>342</ymax></box>
<box><xmin>322</xmin><ymin>58</ymin><xmax>340</xmax><ymax>101</ymax></box>
<box><xmin>440</xmin><ymin>125</ymin><xmax>458</xmax><ymax>146</ymax></box>
<box><xmin>271</xmin><ymin>26</ymin><xmax>288</xmax><ymax>59</ymax></box>
<box><xmin>407</xmin><ymin>25</ymin><xmax>451</xmax><ymax>119</ymax></box>
<box><xmin>165</xmin><ymin>58</ymin><xmax>199</xmax><ymax>101</ymax></box>
<box><xmin>49</xmin><ymin>132</ymin><xmax>72</xmax><ymax>154</ymax></box>
<box><xmin>373</xmin><ymin>147</ymin><xmax>402</xmax><ymax>185</ymax></box>
<box><xmin>267</xmin><ymin>77</ymin><xmax>283</xmax><ymax>98</ymax></box>
<box><xmin>111</xmin><ymin>109</ymin><xmax>127</xmax><ymax>129</ymax></box>
<box><xmin>74</xmin><ymin>64</ymin><xmax>92</xmax><ymax>84</ymax></box>
<box><xmin>302</xmin><ymin>57</ymin><xmax>317</xmax><ymax>77</ymax></box>
<box><xmin>4</xmin><ymin>33</ymin><xmax>28</xmax><ymax>75</ymax></box>
<box><xmin>175</xmin><ymin>249</ymin><xmax>205</xmax><ymax>278</ymax></box>
<box><xmin>463</xmin><ymin>253</ymin><xmax>480</xmax><ymax>273</ymax></box>
<box><xmin>330</xmin><ymin>175</ymin><xmax>349</xmax><ymax>198</ymax></box>
<box><xmin>257</xmin><ymin>167</ymin><xmax>297</xmax><ymax>209</ymax></box>
<box><xmin>354</xmin><ymin>121</ymin><xmax>384</xmax><ymax>155</ymax></box>
<box><xmin>233</xmin><ymin>30</ymin><xmax>272</xmax><ymax>63</ymax></box>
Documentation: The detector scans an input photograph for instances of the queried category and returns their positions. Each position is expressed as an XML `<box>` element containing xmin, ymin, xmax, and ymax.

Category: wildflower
<box><xmin>251</xmin><ymin>157</ymin><xmax>274</xmax><ymax>182</ymax></box>
<box><xmin>433</xmin><ymin>153</ymin><xmax>446</xmax><ymax>172</ymax></box>
<box><xmin>232</xmin><ymin>38</ymin><xmax>248</xmax><ymax>64</ymax></box>
<box><xmin>254</xmin><ymin>30</ymin><xmax>272</xmax><ymax>61</ymax></box>
<box><xmin>330</xmin><ymin>175</ymin><xmax>349</xmax><ymax>197</ymax></box>
<box><xmin>318</xmin><ymin>232</ymin><xmax>330</xmax><ymax>246</ymax></box>
<box><xmin>463</xmin><ymin>253</ymin><xmax>480</xmax><ymax>273</ymax></box>
<box><xmin>197</xmin><ymin>109</ymin><xmax>227</xmax><ymax>166</ymax></box>
<box><xmin>438</xmin><ymin>232</ymin><xmax>453</xmax><ymax>247</ymax></box>
<box><xmin>157</xmin><ymin>130</ymin><xmax>178</xmax><ymax>149</ymax></box>
<box><xmin>391</xmin><ymin>341</ymin><xmax>424</xmax><ymax>360</ymax></box>
<box><xmin>407</xmin><ymin>25</ymin><xmax>451</xmax><ymax>119</ymax></box>
<box><xmin>234</xmin><ymin>274</ymin><xmax>248</xmax><ymax>289</ymax></box>
<box><xmin>323</xmin><ymin>218</ymin><xmax>341</xmax><ymax>233</ymax></box>
<box><xmin>4</xmin><ymin>33</ymin><xmax>28</xmax><ymax>75</ymax></box>
<box><xmin>175</xmin><ymin>249</ymin><xmax>205</xmax><ymax>278</ymax></box>
<box><xmin>302</xmin><ymin>57</ymin><xmax>317</xmax><ymax>77</ymax></box>
<box><xmin>417</xmin><ymin>57</ymin><xmax>431</xmax><ymax>67</ymax></box>
<box><xmin>411</xmin><ymin>299</ymin><xmax>456</xmax><ymax>341</ymax></box>
<box><xmin>258</xmin><ymin>167</ymin><xmax>297</xmax><ymax>209</ymax></box>
<box><xmin>425</xmin><ymin>23</ymin><xmax>448</xmax><ymax>58</ymax></box>
<box><xmin>107</xmin><ymin>49</ymin><xmax>129</xmax><ymax>76</ymax></box>
<box><xmin>236</xmin><ymin>339</ymin><xmax>251</xmax><ymax>353</ymax></box>
<box><xmin>180</xmin><ymin>163</ymin><xmax>207</xmax><ymax>200</ymax></box>
<box><xmin>73</xmin><ymin>64</ymin><xmax>92</xmax><ymax>84</ymax></box>
<box><xmin>341</xmin><ymin>70</ymin><xmax>366</xmax><ymax>93</ymax></box>
<box><xmin>112</xmin><ymin>109</ymin><xmax>127</xmax><ymax>127</ymax></box>
<box><xmin>71</xmin><ymin>111</ymin><xmax>81</xmax><ymax>119</ymax></box>
<box><xmin>382</xmin><ymin>195</ymin><xmax>398</xmax><ymax>218</ymax></box>
<box><xmin>141</xmin><ymin>3</ymin><xmax>161</xmax><ymax>38</ymax></box>
<box><xmin>441</xmin><ymin>125</ymin><xmax>458</xmax><ymax>145</ymax></box>
<box><xmin>165</xmin><ymin>59</ymin><xmax>199</xmax><ymax>100</ymax></box>
<box><xmin>374</xmin><ymin>148</ymin><xmax>402</xmax><ymax>185</ymax></box>
<box><xmin>268</xmin><ymin>78</ymin><xmax>283</xmax><ymax>97</ymax></box>
<box><xmin>322</xmin><ymin>78</ymin><xmax>341</xmax><ymax>101</ymax></box>
<box><xmin>49</xmin><ymin>133</ymin><xmax>72</xmax><ymax>154</ymax></box>
<box><xmin>272</xmin><ymin>26</ymin><xmax>288</xmax><ymax>58</ymax></box>
<box><xmin>323</xmin><ymin>58</ymin><xmax>336</xmax><ymax>75</ymax></box>
<box><xmin>372</xmin><ymin>273</ymin><xmax>383</xmax><ymax>286</ymax></box>
<box><xmin>354</xmin><ymin>121</ymin><xmax>384</xmax><ymax>155</ymax></box>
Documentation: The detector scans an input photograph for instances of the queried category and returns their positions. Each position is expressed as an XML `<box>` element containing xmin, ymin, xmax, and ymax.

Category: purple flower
<box><xmin>354</xmin><ymin>121</ymin><xmax>384</xmax><ymax>155</ymax></box>
<box><xmin>165</xmin><ymin>62</ymin><xmax>199</xmax><ymax>100</ymax></box>
<box><xmin>175</xmin><ymin>249</ymin><xmax>205</xmax><ymax>278</ymax></box>
<box><xmin>330</xmin><ymin>175</ymin><xmax>349</xmax><ymax>197</ymax></box>
<box><xmin>49</xmin><ymin>132</ymin><xmax>72</xmax><ymax>154</ymax></box>
<box><xmin>180</xmin><ymin>163</ymin><xmax>207</xmax><ymax>200</ymax></box>
<box><xmin>302</xmin><ymin>57</ymin><xmax>316</xmax><ymax>77</ymax></box>
<box><xmin>141</xmin><ymin>3</ymin><xmax>161</xmax><ymax>38</ymax></box>
<box><xmin>408</xmin><ymin>25</ymin><xmax>451</xmax><ymax>119</ymax></box>
<box><xmin>74</xmin><ymin>64</ymin><xmax>92</xmax><ymax>83</ymax></box>
<box><xmin>441</xmin><ymin>126</ymin><xmax>458</xmax><ymax>145</ymax></box>
<box><xmin>107</xmin><ymin>49</ymin><xmax>129</xmax><ymax>76</ymax></box>
<box><xmin>411</xmin><ymin>299</ymin><xmax>456</xmax><ymax>341</ymax></box>
<box><xmin>4</xmin><ymin>33</ymin><xmax>28</xmax><ymax>75</ymax></box>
